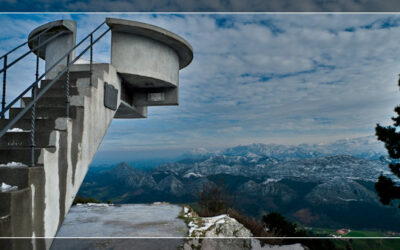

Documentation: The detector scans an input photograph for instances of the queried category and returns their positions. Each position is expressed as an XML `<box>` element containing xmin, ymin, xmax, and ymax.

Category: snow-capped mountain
<box><xmin>156</xmin><ymin>154</ymin><xmax>388</xmax><ymax>182</ymax></box>
<box><xmin>187</xmin><ymin>136</ymin><xmax>386</xmax><ymax>161</ymax></box>
<box><xmin>304</xmin><ymin>177</ymin><xmax>378</xmax><ymax>205</ymax></box>
<box><xmin>79</xmin><ymin>135</ymin><xmax>399</xmax><ymax>231</ymax></box>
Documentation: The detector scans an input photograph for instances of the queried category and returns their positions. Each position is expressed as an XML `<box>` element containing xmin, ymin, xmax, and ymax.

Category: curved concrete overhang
<box><xmin>106</xmin><ymin>18</ymin><xmax>193</xmax><ymax>89</ymax></box>
<box><xmin>106</xmin><ymin>18</ymin><xmax>193</xmax><ymax>69</ymax></box>
<box><xmin>28</xmin><ymin>20</ymin><xmax>77</xmax><ymax>59</ymax></box>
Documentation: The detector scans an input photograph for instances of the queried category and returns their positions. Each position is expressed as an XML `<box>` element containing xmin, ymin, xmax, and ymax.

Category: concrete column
<box><xmin>28</xmin><ymin>20</ymin><xmax>77</xmax><ymax>79</ymax></box>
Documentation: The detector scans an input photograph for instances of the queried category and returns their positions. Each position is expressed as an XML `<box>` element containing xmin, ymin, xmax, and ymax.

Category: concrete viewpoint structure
<box><xmin>0</xmin><ymin>18</ymin><xmax>193</xmax><ymax>249</ymax></box>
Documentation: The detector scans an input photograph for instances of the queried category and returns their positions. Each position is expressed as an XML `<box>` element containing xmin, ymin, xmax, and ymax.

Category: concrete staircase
<box><xmin>0</xmin><ymin>63</ymin><xmax>125</xmax><ymax>249</ymax></box>
<box><xmin>0</xmin><ymin>17</ymin><xmax>193</xmax><ymax>250</ymax></box>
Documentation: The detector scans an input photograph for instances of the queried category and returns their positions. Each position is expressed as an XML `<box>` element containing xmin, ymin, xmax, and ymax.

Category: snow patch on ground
<box><xmin>7</xmin><ymin>128</ymin><xmax>28</xmax><ymax>132</ymax></box>
<box><xmin>76</xmin><ymin>203</ymin><xmax>113</xmax><ymax>207</ymax></box>
<box><xmin>0</xmin><ymin>162</ymin><xmax>27</xmax><ymax>167</ymax></box>
<box><xmin>0</xmin><ymin>182</ymin><xmax>17</xmax><ymax>191</ymax></box>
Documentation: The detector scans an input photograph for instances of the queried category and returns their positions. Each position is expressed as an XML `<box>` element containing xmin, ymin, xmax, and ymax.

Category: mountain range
<box><xmin>79</xmin><ymin>136</ymin><xmax>400</xmax><ymax>231</ymax></box>
<box><xmin>185</xmin><ymin>135</ymin><xmax>386</xmax><ymax>160</ymax></box>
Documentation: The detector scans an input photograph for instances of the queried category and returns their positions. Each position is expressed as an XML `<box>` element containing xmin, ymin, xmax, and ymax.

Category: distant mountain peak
<box><xmin>179</xmin><ymin>135</ymin><xmax>386</xmax><ymax>161</ymax></box>
<box><xmin>112</xmin><ymin>162</ymin><xmax>134</xmax><ymax>173</ymax></box>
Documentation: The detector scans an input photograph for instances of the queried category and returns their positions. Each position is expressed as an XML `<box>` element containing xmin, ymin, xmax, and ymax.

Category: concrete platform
<box><xmin>55</xmin><ymin>203</ymin><xmax>187</xmax><ymax>237</ymax></box>
<box><xmin>52</xmin><ymin>203</ymin><xmax>187</xmax><ymax>250</ymax></box>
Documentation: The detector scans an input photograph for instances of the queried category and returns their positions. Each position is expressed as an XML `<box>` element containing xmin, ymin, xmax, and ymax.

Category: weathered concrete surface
<box><xmin>111</xmin><ymin>31</ymin><xmax>180</xmax><ymax>88</ymax></box>
<box><xmin>56</xmin><ymin>203</ymin><xmax>187</xmax><ymax>237</ymax></box>
<box><xmin>106</xmin><ymin>18</ymin><xmax>193</xmax><ymax>81</ymax></box>
<box><xmin>0</xmin><ymin>64</ymin><xmax>123</xmax><ymax>250</ymax></box>
<box><xmin>0</xmin><ymin>18</ymin><xmax>193</xmax><ymax>250</ymax></box>
<box><xmin>106</xmin><ymin>17</ymin><xmax>193</xmax><ymax>108</ymax></box>
<box><xmin>40</xmin><ymin>64</ymin><xmax>122</xmax><ymax>242</ymax></box>
<box><xmin>28</xmin><ymin>19</ymin><xmax>77</xmax><ymax>78</ymax></box>
<box><xmin>52</xmin><ymin>204</ymin><xmax>304</xmax><ymax>250</ymax></box>
<box><xmin>51</xmin><ymin>203</ymin><xmax>187</xmax><ymax>250</ymax></box>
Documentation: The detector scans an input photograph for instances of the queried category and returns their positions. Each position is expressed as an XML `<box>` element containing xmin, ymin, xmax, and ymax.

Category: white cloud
<box><xmin>1</xmin><ymin>14</ymin><xmax>400</xmax><ymax>159</ymax></box>
<box><xmin>217</xmin><ymin>126</ymin><xmax>243</xmax><ymax>133</ymax></box>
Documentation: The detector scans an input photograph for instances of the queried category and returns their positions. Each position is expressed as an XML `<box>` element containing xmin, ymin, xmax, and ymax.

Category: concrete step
<box><xmin>40</xmin><ymin>78</ymin><xmax>79</xmax><ymax>89</ymax></box>
<box><xmin>40</xmin><ymin>68</ymin><xmax>92</xmax><ymax>86</ymax></box>
<box><xmin>0</xmin><ymin>131</ymin><xmax>53</xmax><ymax>148</ymax></box>
<box><xmin>9</xmin><ymin>106</ymin><xmax>78</xmax><ymax>120</ymax></box>
<box><xmin>40</xmin><ymin>70</ymin><xmax>103</xmax><ymax>90</ymax></box>
<box><xmin>56</xmin><ymin>70</ymin><xmax>91</xmax><ymax>81</ymax></box>
<box><xmin>0</xmin><ymin>214</ymin><xmax>11</xmax><ymax>239</ymax></box>
<box><xmin>0</xmin><ymin>188</ymin><xmax>30</xmax><ymax>217</ymax></box>
<box><xmin>21</xmin><ymin>97</ymin><xmax>69</xmax><ymax>108</ymax></box>
<box><xmin>38</xmin><ymin>85</ymin><xmax>80</xmax><ymax>98</ymax></box>
<box><xmin>0</xmin><ymin>187</ymin><xmax>32</xmax><ymax>239</ymax></box>
<box><xmin>0</xmin><ymin>166</ymin><xmax>29</xmax><ymax>189</ymax></box>
<box><xmin>0</xmin><ymin>118</ymin><xmax>69</xmax><ymax>132</ymax></box>
<box><xmin>0</xmin><ymin>147</ymin><xmax>53</xmax><ymax>166</ymax></box>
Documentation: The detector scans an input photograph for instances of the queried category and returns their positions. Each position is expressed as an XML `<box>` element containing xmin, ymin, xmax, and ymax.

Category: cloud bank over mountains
<box><xmin>0</xmin><ymin>14</ymin><xmax>399</xmax><ymax>161</ymax></box>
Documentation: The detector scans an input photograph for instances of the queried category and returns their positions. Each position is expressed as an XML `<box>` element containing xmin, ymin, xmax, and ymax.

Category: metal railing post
<box><xmin>30</xmin><ymin>38</ymin><xmax>40</xmax><ymax>167</ymax></box>
<box><xmin>90</xmin><ymin>34</ymin><xmax>93</xmax><ymax>86</ymax></box>
<box><xmin>66</xmin><ymin>54</ymin><xmax>70</xmax><ymax>117</ymax></box>
<box><xmin>0</xmin><ymin>21</ymin><xmax>110</xmax><ymax>140</ymax></box>
<box><xmin>1</xmin><ymin>55</ymin><xmax>7</xmax><ymax>119</ymax></box>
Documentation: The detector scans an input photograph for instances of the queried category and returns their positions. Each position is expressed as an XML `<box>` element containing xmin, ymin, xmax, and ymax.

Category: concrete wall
<box><xmin>44</xmin><ymin>33</ymin><xmax>76</xmax><ymax>79</ymax></box>
<box><xmin>0</xmin><ymin>18</ymin><xmax>193</xmax><ymax>249</ymax></box>
<box><xmin>111</xmin><ymin>31</ymin><xmax>180</xmax><ymax>88</ymax></box>
<box><xmin>29</xmin><ymin>64</ymin><xmax>122</xmax><ymax>249</ymax></box>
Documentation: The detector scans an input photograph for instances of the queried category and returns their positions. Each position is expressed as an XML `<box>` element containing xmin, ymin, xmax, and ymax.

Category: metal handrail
<box><xmin>0</xmin><ymin>29</ymin><xmax>70</xmax><ymax>115</ymax></box>
<box><xmin>0</xmin><ymin>20</ymin><xmax>110</xmax><ymax>166</ymax></box>
<box><xmin>0</xmin><ymin>30</ymin><xmax>68</xmax><ymax>75</ymax></box>
<box><xmin>0</xmin><ymin>22</ymin><xmax>55</xmax><ymax>60</ymax></box>
<box><xmin>0</xmin><ymin>20</ymin><xmax>107</xmax><ymax>118</ymax></box>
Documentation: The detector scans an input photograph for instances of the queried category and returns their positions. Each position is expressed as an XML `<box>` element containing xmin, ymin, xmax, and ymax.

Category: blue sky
<box><xmin>1</xmin><ymin>14</ymin><xmax>400</xmax><ymax>163</ymax></box>
<box><xmin>0</xmin><ymin>0</ymin><xmax>399</xmax><ymax>12</ymax></box>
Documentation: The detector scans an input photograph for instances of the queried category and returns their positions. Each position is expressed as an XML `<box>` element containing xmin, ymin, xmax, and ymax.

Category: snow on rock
<box><xmin>183</xmin><ymin>172</ymin><xmax>203</xmax><ymax>178</ymax></box>
<box><xmin>262</xmin><ymin>178</ymin><xmax>281</xmax><ymax>185</ymax></box>
<box><xmin>181</xmin><ymin>206</ymin><xmax>304</xmax><ymax>250</ymax></box>
<box><xmin>0</xmin><ymin>182</ymin><xmax>17</xmax><ymax>191</ymax></box>
<box><xmin>187</xmin><ymin>214</ymin><xmax>250</xmax><ymax>238</ymax></box>
<box><xmin>0</xmin><ymin>162</ymin><xmax>27</xmax><ymax>167</ymax></box>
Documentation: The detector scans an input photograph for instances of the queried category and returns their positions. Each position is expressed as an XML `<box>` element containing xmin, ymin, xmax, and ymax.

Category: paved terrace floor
<box><xmin>51</xmin><ymin>203</ymin><xmax>187</xmax><ymax>250</ymax></box>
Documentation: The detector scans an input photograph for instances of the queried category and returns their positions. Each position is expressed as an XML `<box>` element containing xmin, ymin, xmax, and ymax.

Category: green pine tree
<box><xmin>374</xmin><ymin>76</ymin><xmax>400</xmax><ymax>207</ymax></box>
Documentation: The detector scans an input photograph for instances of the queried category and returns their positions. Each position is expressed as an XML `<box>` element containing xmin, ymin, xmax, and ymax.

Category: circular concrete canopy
<box><xmin>105</xmin><ymin>18</ymin><xmax>193</xmax><ymax>69</ymax></box>
<box><xmin>28</xmin><ymin>19</ymin><xmax>76</xmax><ymax>59</ymax></box>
